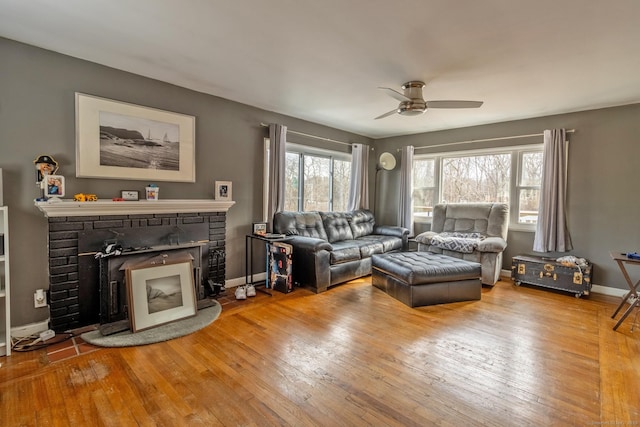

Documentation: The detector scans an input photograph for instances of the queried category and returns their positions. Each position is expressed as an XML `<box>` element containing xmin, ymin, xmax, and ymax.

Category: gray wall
<box><xmin>3</xmin><ymin>35</ymin><xmax>638</xmax><ymax>328</ymax></box>
<box><xmin>0</xmin><ymin>38</ymin><xmax>372</xmax><ymax>327</ymax></box>
<box><xmin>374</xmin><ymin>103</ymin><xmax>640</xmax><ymax>291</ymax></box>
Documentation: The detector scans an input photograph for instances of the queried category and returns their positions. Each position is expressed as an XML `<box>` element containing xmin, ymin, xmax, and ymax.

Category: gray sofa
<box><xmin>273</xmin><ymin>210</ymin><xmax>409</xmax><ymax>293</ymax></box>
<box><xmin>414</xmin><ymin>203</ymin><xmax>509</xmax><ymax>285</ymax></box>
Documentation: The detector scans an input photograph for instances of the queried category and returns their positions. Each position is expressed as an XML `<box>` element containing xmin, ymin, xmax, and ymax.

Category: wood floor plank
<box><xmin>1</xmin><ymin>278</ymin><xmax>638</xmax><ymax>426</ymax></box>
<box><xmin>205</xmin><ymin>328</ymin><xmax>334</xmax><ymax>425</ymax></box>
<box><xmin>94</xmin><ymin>352</ymin><xmax>159</xmax><ymax>427</ymax></box>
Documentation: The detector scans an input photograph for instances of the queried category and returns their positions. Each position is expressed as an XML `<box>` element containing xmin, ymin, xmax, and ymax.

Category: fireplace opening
<box><xmin>98</xmin><ymin>244</ymin><xmax>205</xmax><ymax>334</ymax></box>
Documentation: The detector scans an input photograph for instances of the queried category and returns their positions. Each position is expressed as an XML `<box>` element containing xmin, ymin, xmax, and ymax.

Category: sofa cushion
<box><xmin>356</xmin><ymin>234</ymin><xmax>403</xmax><ymax>253</ymax></box>
<box><xmin>273</xmin><ymin>211</ymin><xmax>328</xmax><ymax>241</ymax></box>
<box><xmin>443</xmin><ymin>217</ymin><xmax>489</xmax><ymax>234</ymax></box>
<box><xmin>355</xmin><ymin>239</ymin><xmax>384</xmax><ymax>258</ymax></box>
<box><xmin>329</xmin><ymin>241</ymin><xmax>362</xmax><ymax>264</ymax></box>
<box><xmin>350</xmin><ymin>209</ymin><xmax>375</xmax><ymax>238</ymax></box>
<box><xmin>429</xmin><ymin>232</ymin><xmax>485</xmax><ymax>253</ymax></box>
<box><xmin>320</xmin><ymin>212</ymin><xmax>355</xmax><ymax>243</ymax></box>
<box><xmin>432</xmin><ymin>203</ymin><xmax>509</xmax><ymax>239</ymax></box>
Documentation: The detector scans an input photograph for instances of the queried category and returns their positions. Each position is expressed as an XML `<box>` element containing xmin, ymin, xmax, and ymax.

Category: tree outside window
<box><xmin>303</xmin><ymin>156</ymin><xmax>331</xmax><ymax>211</ymax></box>
<box><xmin>284</xmin><ymin>152</ymin><xmax>299</xmax><ymax>212</ymax></box>
<box><xmin>412</xmin><ymin>146</ymin><xmax>543</xmax><ymax>227</ymax></box>
<box><xmin>517</xmin><ymin>151</ymin><xmax>543</xmax><ymax>224</ymax></box>
<box><xmin>441</xmin><ymin>154</ymin><xmax>510</xmax><ymax>203</ymax></box>
<box><xmin>283</xmin><ymin>150</ymin><xmax>351</xmax><ymax>212</ymax></box>
<box><xmin>413</xmin><ymin>158</ymin><xmax>436</xmax><ymax>218</ymax></box>
<box><xmin>332</xmin><ymin>159</ymin><xmax>351</xmax><ymax>212</ymax></box>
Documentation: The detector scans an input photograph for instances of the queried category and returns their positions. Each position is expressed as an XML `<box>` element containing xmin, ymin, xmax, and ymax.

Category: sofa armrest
<box><xmin>373</xmin><ymin>225</ymin><xmax>409</xmax><ymax>250</ymax></box>
<box><xmin>414</xmin><ymin>231</ymin><xmax>437</xmax><ymax>244</ymax></box>
<box><xmin>373</xmin><ymin>225</ymin><xmax>409</xmax><ymax>239</ymax></box>
<box><xmin>477</xmin><ymin>237</ymin><xmax>507</xmax><ymax>253</ymax></box>
<box><xmin>284</xmin><ymin>236</ymin><xmax>332</xmax><ymax>292</ymax></box>
<box><xmin>285</xmin><ymin>236</ymin><xmax>333</xmax><ymax>253</ymax></box>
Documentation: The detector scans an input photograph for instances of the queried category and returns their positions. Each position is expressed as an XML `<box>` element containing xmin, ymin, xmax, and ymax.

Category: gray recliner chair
<box><xmin>414</xmin><ymin>203</ymin><xmax>509</xmax><ymax>285</ymax></box>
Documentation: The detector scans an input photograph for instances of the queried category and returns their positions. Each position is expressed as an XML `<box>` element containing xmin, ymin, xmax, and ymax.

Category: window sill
<box><xmin>509</xmin><ymin>224</ymin><xmax>536</xmax><ymax>233</ymax></box>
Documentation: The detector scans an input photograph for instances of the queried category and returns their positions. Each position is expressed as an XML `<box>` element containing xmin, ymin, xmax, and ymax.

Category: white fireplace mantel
<box><xmin>35</xmin><ymin>199</ymin><xmax>235</xmax><ymax>217</ymax></box>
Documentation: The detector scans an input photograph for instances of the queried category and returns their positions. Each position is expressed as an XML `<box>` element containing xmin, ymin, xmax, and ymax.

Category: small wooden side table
<box><xmin>610</xmin><ymin>251</ymin><xmax>640</xmax><ymax>331</ymax></box>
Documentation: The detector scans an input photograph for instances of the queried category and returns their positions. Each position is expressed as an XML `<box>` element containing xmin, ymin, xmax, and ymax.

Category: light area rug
<box><xmin>81</xmin><ymin>302</ymin><xmax>221</xmax><ymax>347</ymax></box>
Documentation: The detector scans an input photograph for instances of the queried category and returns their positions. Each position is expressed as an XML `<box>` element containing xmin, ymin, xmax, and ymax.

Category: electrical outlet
<box><xmin>39</xmin><ymin>329</ymin><xmax>55</xmax><ymax>341</ymax></box>
<box><xmin>34</xmin><ymin>289</ymin><xmax>47</xmax><ymax>308</ymax></box>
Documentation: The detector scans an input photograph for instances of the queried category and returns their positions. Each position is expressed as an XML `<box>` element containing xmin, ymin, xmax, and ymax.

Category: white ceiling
<box><xmin>1</xmin><ymin>0</ymin><xmax>639</xmax><ymax>139</ymax></box>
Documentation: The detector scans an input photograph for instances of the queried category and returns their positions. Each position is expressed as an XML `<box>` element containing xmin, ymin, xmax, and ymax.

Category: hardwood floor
<box><xmin>1</xmin><ymin>278</ymin><xmax>638</xmax><ymax>426</ymax></box>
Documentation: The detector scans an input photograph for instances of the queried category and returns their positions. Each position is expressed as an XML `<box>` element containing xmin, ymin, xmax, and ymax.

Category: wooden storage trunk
<box><xmin>511</xmin><ymin>255</ymin><xmax>592</xmax><ymax>298</ymax></box>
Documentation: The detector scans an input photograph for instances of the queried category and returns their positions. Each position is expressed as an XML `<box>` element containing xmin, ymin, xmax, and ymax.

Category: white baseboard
<box><xmin>226</xmin><ymin>273</ymin><xmax>266</xmax><ymax>289</ymax></box>
<box><xmin>11</xmin><ymin>276</ymin><xmax>266</xmax><ymax>337</ymax></box>
<box><xmin>11</xmin><ymin>318</ymin><xmax>50</xmax><ymax>338</ymax></box>
<box><xmin>500</xmin><ymin>269</ymin><xmax>626</xmax><ymax>297</ymax></box>
<box><xmin>589</xmin><ymin>284</ymin><xmax>627</xmax><ymax>298</ymax></box>
<box><xmin>240</xmin><ymin>270</ymin><xmax>629</xmax><ymax>298</ymax></box>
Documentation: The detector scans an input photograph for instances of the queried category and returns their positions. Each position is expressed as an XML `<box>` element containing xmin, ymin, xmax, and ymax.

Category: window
<box><xmin>285</xmin><ymin>148</ymin><xmax>351</xmax><ymax>212</ymax></box>
<box><xmin>332</xmin><ymin>158</ymin><xmax>351</xmax><ymax>212</ymax></box>
<box><xmin>516</xmin><ymin>151</ymin><xmax>543</xmax><ymax>224</ymax></box>
<box><xmin>265</xmin><ymin>139</ymin><xmax>351</xmax><ymax>214</ymax></box>
<box><xmin>412</xmin><ymin>158</ymin><xmax>436</xmax><ymax>219</ymax></box>
<box><xmin>284</xmin><ymin>152</ymin><xmax>300</xmax><ymax>211</ymax></box>
<box><xmin>413</xmin><ymin>145</ymin><xmax>543</xmax><ymax>227</ymax></box>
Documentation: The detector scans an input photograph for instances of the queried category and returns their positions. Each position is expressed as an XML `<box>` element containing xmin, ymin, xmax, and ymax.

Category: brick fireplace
<box><xmin>36</xmin><ymin>199</ymin><xmax>234</xmax><ymax>332</ymax></box>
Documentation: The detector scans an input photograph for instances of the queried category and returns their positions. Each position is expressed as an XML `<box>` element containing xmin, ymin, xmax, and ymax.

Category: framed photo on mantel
<box><xmin>121</xmin><ymin>190</ymin><xmax>139</xmax><ymax>201</ymax></box>
<box><xmin>214</xmin><ymin>181</ymin><xmax>232</xmax><ymax>201</ymax></box>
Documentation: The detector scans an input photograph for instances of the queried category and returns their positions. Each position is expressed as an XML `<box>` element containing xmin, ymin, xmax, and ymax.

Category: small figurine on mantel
<box><xmin>34</xmin><ymin>154</ymin><xmax>59</xmax><ymax>201</ymax></box>
<box><xmin>34</xmin><ymin>155</ymin><xmax>58</xmax><ymax>184</ymax></box>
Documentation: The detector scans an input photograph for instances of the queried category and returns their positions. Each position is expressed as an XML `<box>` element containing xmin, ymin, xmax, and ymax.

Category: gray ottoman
<box><xmin>371</xmin><ymin>252</ymin><xmax>482</xmax><ymax>307</ymax></box>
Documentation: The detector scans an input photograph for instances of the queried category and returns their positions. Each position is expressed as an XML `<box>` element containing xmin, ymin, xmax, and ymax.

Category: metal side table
<box><xmin>610</xmin><ymin>251</ymin><xmax>640</xmax><ymax>331</ymax></box>
<box><xmin>245</xmin><ymin>234</ymin><xmax>291</xmax><ymax>296</ymax></box>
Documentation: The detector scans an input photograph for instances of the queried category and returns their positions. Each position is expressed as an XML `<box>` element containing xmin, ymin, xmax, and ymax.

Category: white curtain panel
<box><xmin>533</xmin><ymin>129</ymin><xmax>573</xmax><ymax>252</ymax></box>
<box><xmin>347</xmin><ymin>143</ymin><xmax>369</xmax><ymax>211</ymax></box>
<box><xmin>399</xmin><ymin>145</ymin><xmax>414</xmax><ymax>234</ymax></box>
<box><xmin>267</xmin><ymin>124</ymin><xmax>286</xmax><ymax>228</ymax></box>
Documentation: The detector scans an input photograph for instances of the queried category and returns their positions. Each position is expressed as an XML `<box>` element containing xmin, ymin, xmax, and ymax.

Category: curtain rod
<box><xmin>260</xmin><ymin>122</ymin><xmax>353</xmax><ymax>146</ymax></box>
<box><xmin>413</xmin><ymin>129</ymin><xmax>576</xmax><ymax>150</ymax></box>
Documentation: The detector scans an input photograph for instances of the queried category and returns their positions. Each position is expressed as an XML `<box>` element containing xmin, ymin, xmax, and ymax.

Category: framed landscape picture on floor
<box><xmin>126</xmin><ymin>260</ymin><xmax>197</xmax><ymax>332</ymax></box>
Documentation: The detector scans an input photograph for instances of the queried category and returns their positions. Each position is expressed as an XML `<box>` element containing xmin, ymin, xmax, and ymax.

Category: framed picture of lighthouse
<box><xmin>75</xmin><ymin>93</ymin><xmax>196</xmax><ymax>182</ymax></box>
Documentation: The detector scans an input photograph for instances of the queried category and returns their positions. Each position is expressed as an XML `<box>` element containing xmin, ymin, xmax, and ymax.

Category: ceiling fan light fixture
<box><xmin>375</xmin><ymin>80</ymin><xmax>483</xmax><ymax>120</ymax></box>
<box><xmin>398</xmin><ymin>100</ymin><xmax>427</xmax><ymax>116</ymax></box>
<box><xmin>401</xmin><ymin>81</ymin><xmax>426</xmax><ymax>98</ymax></box>
<box><xmin>398</xmin><ymin>109</ymin><xmax>425</xmax><ymax>116</ymax></box>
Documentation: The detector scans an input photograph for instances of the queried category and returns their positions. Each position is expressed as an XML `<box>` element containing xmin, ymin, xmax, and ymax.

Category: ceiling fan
<box><xmin>375</xmin><ymin>81</ymin><xmax>483</xmax><ymax>119</ymax></box>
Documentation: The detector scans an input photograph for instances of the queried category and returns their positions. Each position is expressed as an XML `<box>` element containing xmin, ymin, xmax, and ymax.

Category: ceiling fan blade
<box><xmin>379</xmin><ymin>87</ymin><xmax>410</xmax><ymax>102</ymax></box>
<box><xmin>426</xmin><ymin>100</ymin><xmax>484</xmax><ymax>109</ymax></box>
<box><xmin>374</xmin><ymin>109</ymin><xmax>399</xmax><ymax>120</ymax></box>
